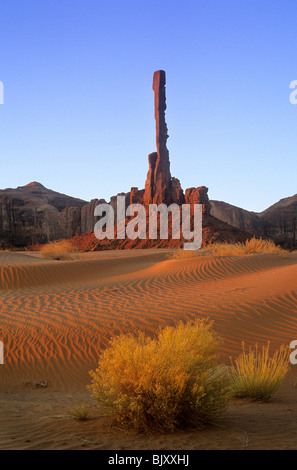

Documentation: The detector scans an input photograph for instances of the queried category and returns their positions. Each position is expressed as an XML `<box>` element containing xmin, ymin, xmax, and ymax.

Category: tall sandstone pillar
<box><xmin>144</xmin><ymin>70</ymin><xmax>183</xmax><ymax>205</ymax></box>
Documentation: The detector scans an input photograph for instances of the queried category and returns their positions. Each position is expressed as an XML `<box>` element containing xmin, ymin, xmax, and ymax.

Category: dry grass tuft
<box><xmin>230</xmin><ymin>342</ymin><xmax>290</xmax><ymax>401</ymax></box>
<box><xmin>172</xmin><ymin>237</ymin><xmax>284</xmax><ymax>259</ymax></box>
<box><xmin>207</xmin><ymin>237</ymin><xmax>284</xmax><ymax>256</ymax></box>
<box><xmin>69</xmin><ymin>402</ymin><xmax>90</xmax><ymax>420</ymax></box>
<box><xmin>243</xmin><ymin>237</ymin><xmax>284</xmax><ymax>254</ymax></box>
<box><xmin>40</xmin><ymin>240</ymin><xmax>78</xmax><ymax>260</ymax></box>
<box><xmin>88</xmin><ymin>319</ymin><xmax>231</xmax><ymax>432</ymax></box>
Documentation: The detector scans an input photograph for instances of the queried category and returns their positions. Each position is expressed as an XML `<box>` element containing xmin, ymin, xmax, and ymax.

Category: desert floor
<box><xmin>1</xmin><ymin>249</ymin><xmax>297</xmax><ymax>450</ymax></box>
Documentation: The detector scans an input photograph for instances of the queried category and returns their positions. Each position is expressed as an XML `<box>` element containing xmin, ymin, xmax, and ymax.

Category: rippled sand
<box><xmin>1</xmin><ymin>249</ymin><xmax>297</xmax><ymax>449</ymax></box>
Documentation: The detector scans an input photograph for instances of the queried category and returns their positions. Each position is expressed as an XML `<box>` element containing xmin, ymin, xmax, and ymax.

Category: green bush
<box><xmin>89</xmin><ymin>319</ymin><xmax>231</xmax><ymax>432</ymax></box>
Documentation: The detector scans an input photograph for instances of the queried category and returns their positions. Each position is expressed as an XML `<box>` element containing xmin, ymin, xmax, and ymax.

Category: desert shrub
<box><xmin>207</xmin><ymin>237</ymin><xmax>284</xmax><ymax>256</ymax></box>
<box><xmin>203</xmin><ymin>243</ymin><xmax>243</xmax><ymax>256</ymax></box>
<box><xmin>89</xmin><ymin>319</ymin><xmax>231</xmax><ymax>432</ymax></box>
<box><xmin>230</xmin><ymin>342</ymin><xmax>289</xmax><ymax>401</ymax></box>
<box><xmin>69</xmin><ymin>402</ymin><xmax>90</xmax><ymax>420</ymax></box>
<box><xmin>40</xmin><ymin>240</ymin><xmax>78</xmax><ymax>260</ymax></box>
<box><xmin>171</xmin><ymin>237</ymin><xmax>283</xmax><ymax>259</ymax></box>
<box><xmin>243</xmin><ymin>237</ymin><xmax>284</xmax><ymax>254</ymax></box>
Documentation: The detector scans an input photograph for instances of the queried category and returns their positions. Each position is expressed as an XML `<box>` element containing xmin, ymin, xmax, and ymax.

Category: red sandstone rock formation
<box><xmin>130</xmin><ymin>187</ymin><xmax>145</xmax><ymax>205</ymax></box>
<box><xmin>58</xmin><ymin>213</ymin><xmax>251</xmax><ymax>252</ymax></box>
<box><xmin>3</xmin><ymin>70</ymin><xmax>286</xmax><ymax>250</ymax></box>
<box><xmin>185</xmin><ymin>186</ymin><xmax>210</xmax><ymax>214</ymax></box>
<box><xmin>143</xmin><ymin>71</ymin><xmax>183</xmax><ymax>206</ymax></box>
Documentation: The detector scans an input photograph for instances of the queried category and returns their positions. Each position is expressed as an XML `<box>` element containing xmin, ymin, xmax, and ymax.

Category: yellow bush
<box><xmin>40</xmin><ymin>240</ymin><xmax>78</xmax><ymax>260</ymax></box>
<box><xmin>207</xmin><ymin>237</ymin><xmax>284</xmax><ymax>256</ymax></box>
<box><xmin>88</xmin><ymin>319</ymin><xmax>231</xmax><ymax>432</ymax></box>
<box><xmin>172</xmin><ymin>237</ymin><xmax>284</xmax><ymax>259</ymax></box>
<box><xmin>204</xmin><ymin>242</ymin><xmax>243</xmax><ymax>256</ymax></box>
<box><xmin>243</xmin><ymin>237</ymin><xmax>284</xmax><ymax>254</ymax></box>
<box><xmin>230</xmin><ymin>342</ymin><xmax>289</xmax><ymax>401</ymax></box>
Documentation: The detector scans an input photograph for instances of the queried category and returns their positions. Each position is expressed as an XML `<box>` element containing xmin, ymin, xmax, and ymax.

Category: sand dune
<box><xmin>1</xmin><ymin>249</ymin><xmax>297</xmax><ymax>449</ymax></box>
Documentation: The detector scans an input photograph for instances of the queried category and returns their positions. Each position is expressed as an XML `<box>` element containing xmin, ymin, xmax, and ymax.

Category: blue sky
<box><xmin>1</xmin><ymin>0</ymin><xmax>297</xmax><ymax>212</ymax></box>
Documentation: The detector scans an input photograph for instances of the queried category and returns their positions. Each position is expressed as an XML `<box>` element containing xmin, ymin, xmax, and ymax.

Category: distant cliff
<box><xmin>0</xmin><ymin>182</ymin><xmax>102</xmax><ymax>247</ymax></box>
<box><xmin>210</xmin><ymin>195</ymin><xmax>297</xmax><ymax>249</ymax></box>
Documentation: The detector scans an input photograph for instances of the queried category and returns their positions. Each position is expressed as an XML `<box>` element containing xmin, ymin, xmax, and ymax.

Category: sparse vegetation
<box><xmin>230</xmin><ymin>342</ymin><xmax>290</xmax><ymax>401</ymax></box>
<box><xmin>88</xmin><ymin>319</ymin><xmax>231</xmax><ymax>432</ymax></box>
<box><xmin>210</xmin><ymin>237</ymin><xmax>284</xmax><ymax>256</ymax></box>
<box><xmin>69</xmin><ymin>402</ymin><xmax>90</xmax><ymax>420</ymax></box>
<box><xmin>40</xmin><ymin>240</ymin><xmax>78</xmax><ymax>260</ymax></box>
<box><xmin>172</xmin><ymin>237</ymin><xmax>284</xmax><ymax>259</ymax></box>
<box><xmin>243</xmin><ymin>237</ymin><xmax>284</xmax><ymax>253</ymax></box>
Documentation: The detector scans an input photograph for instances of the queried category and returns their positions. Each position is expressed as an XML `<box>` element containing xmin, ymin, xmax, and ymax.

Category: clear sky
<box><xmin>1</xmin><ymin>0</ymin><xmax>297</xmax><ymax>212</ymax></box>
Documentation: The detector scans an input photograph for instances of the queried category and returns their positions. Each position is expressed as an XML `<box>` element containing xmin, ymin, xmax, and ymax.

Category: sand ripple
<box><xmin>1</xmin><ymin>251</ymin><xmax>297</xmax><ymax>393</ymax></box>
<box><xmin>2</xmin><ymin>250</ymin><xmax>297</xmax><ymax>449</ymax></box>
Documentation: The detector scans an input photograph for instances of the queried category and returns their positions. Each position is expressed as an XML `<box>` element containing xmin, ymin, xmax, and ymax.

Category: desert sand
<box><xmin>1</xmin><ymin>249</ymin><xmax>297</xmax><ymax>450</ymax></box>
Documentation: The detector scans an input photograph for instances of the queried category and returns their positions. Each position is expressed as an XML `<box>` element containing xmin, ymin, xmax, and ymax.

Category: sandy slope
<box><xmin>1</xmin><ymin>249</ymin><xmax>297</xmax><ymax>449</ymax></box>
